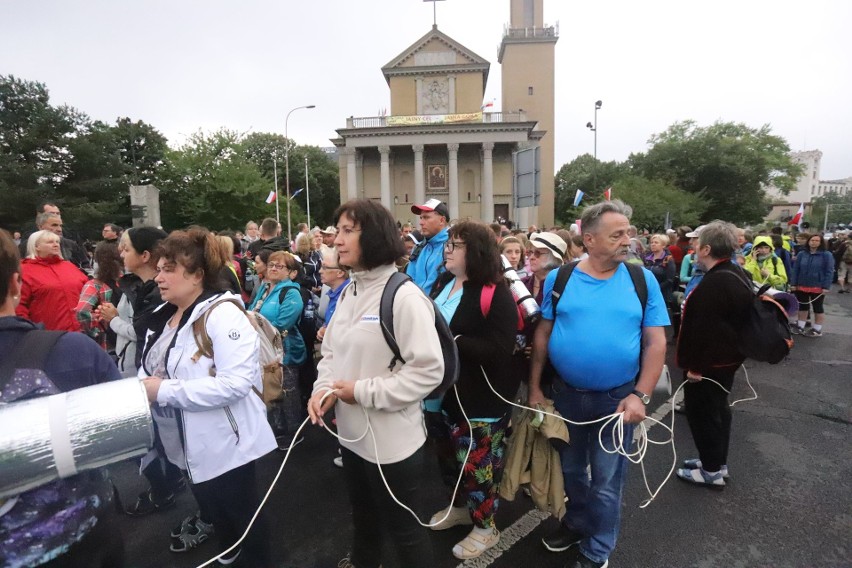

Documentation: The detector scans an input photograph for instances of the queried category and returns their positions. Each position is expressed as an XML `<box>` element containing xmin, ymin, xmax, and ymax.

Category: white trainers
<box><xmin>429</xmin><ymin>505</ymin><xmax>472</xmax><ymax>531</ymax></box>
<box><xmin>452</xmin><ymin>526</ymin><xmax>500</xmax><ymax>560</ymax></box>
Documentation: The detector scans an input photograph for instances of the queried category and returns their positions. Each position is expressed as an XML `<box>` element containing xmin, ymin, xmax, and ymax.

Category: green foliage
<box><xmin>628</xmin><ymin>120</ymin><xmax>803</xmax><ymax>225</ymax></box>
<box><xmin>158</xmin><ymin>129</ymin><xmax>279</xmax><ymax>231</ymax></box>
<box><xmin>809</xmin><ymin>192</ymin><xmax>852</xmax><ymax>229</ymax></box>
<box><xmin>609</xmin><ymin>175</ymin><xmax>706</xmax><ymax>231</ymax></box>
<box><xmin>554</xmin><ymin>154</ymin><xmax>625</xmax><ymax>225</ymax></box>
<box><xmin>0</xmin><ymin>75</ymin><xmax>80</xmax><ymax>228</ymax></box>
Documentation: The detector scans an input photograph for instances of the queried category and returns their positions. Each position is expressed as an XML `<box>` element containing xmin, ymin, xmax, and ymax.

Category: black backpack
<box><xmin>551</xmin><ymin>261</ymin><xmax>648</xmax><ymax>319</ymax></box>
<box><xmin>737</xmin><ymin>282</ymin><xmax>793</xmax><ymax>364</ymax></box>
<box><xmin>379</xmin><ymin>272</ymin><xmax>459</xmax><ymax>401</ymax></box>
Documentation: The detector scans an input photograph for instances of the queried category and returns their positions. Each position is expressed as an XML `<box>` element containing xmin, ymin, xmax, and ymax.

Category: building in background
<box><xmin>332</xmin><ymin>0</ymin><xmax>557</xmax><ymax>229</ymax></box>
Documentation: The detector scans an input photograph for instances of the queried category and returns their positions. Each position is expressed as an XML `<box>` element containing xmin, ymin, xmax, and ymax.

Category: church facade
<box><xmin>332</xmin><ymin>0</ymin><xmax>557</xmax><ymax>229</ymax></box>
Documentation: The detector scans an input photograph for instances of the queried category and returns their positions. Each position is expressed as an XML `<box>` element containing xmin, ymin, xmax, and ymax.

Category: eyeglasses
<box><xmin>444</xmin><ymin>241</ymin><xmax>465</xmax><ymax>252</ymax></box>
<box><xmin>530</xmin><ymin>249</ymin><xmax>547</xmax><ymax>258</ymax></box>
<box><xmin>322</xmin><ymin>265</ymin><xmax>341</xmax><ymax>271</ymax></box>
<box><xmin>267</xmin><ymin>263</ymin><xmax>287</xmax><ymax>270</ymax></box>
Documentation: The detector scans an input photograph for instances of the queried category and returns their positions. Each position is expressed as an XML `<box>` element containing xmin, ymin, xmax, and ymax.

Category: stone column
<box><xmin>413</xmin><ymin>144</ymin><xmax>425</xmax><ymax>205</ymax></box>
<box><xmin>481</xmin><ymin>142</ymin><xmax>494</xmax><ymax>222</ymax></box>
<box><xmin>379</xmin><ymin>146</ymin><xmax>391</xmax><ymax>209</ymax></box>
<box><xmin>344</xmin><ymin>148</ymin><xmax>357</xmax><ymax>200</ymax></box>
<box><xmin>448</xmin><ymin>143</ymin><xmax>460</xmax><ymax>221</ymax></box>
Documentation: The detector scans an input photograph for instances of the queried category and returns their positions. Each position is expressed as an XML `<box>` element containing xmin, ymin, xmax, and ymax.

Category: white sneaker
<box><xmin>452</xmin><ymin>526</ymin><xmax>500</xmax><ymax>560</ymax></box>
<box><xmin>429</xmin><ymin>505</ymin><xmax>472</xmax><ymax>531</ymax></box>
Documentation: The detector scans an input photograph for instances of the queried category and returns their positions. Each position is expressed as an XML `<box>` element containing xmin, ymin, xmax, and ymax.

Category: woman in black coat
<box><xmin>427</xmin><ymin>220</ymin><xmax>519</xmax><ymax>560</ymax></box>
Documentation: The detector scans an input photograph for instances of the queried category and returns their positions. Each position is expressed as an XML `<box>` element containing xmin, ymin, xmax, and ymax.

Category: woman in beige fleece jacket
<box><xmin>308</xmin><ymin>199</ymin><xmax>444</xmax><ymax>568</ymax></box>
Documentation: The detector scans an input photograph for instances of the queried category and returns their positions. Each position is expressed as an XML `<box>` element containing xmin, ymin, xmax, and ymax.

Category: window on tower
<box><xmin>528</xmin><ymin>86</ymin><xmax>534</xmax><ymax>95</ymax></box>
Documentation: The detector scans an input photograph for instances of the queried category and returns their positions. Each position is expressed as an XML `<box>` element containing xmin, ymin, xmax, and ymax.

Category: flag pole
<box><xmin>273</xmin><ymin>156</ymin><xmax>280</xmax><ymax>224</ymax></box>
<box><xmin>305</xmin><ymin>155</ymin><xmax>311</xmax><ymax>230</ymax></box>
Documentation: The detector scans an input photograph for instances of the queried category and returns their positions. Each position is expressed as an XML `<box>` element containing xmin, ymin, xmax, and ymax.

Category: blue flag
<box><xmin>573</xmin><ymin>189</ymin><xmax>585</xmax><ymax>208</ymax></box>
<box><xmin>290</xmin><ymin>188</ymin><xmax>304</xmax><ymax>199</ymax></box>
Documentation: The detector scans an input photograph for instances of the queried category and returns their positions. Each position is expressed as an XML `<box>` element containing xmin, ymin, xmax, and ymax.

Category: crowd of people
<box><xmin>1</xmin><ymin>197</ymin><xmax>850</xmax><ymax>568</ymax></box>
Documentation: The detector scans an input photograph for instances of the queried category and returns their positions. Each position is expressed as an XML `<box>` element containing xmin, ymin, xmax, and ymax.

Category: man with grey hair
<box><xmin>24</xmin><ymin>211</ymin><xmax>88</xmax><ymax>270</ymax></box>
<box><xmin>675</xmin><ymin>221</ymin><xmax>752</xmax><ymax>488</ymax></box>
<box><xmin>529</xmin><ymin>200</ymin><xmax>669</xmax><ymax>568</ymax></box>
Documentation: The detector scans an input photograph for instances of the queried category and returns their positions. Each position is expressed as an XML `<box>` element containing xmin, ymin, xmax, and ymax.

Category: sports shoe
<box><xmin>170</xmin><ymin>517</ymin><xmax>214</xmax><ymax>552</ymax></box>
<box><xmin>277</xmin><ymin>434</ymin><xmax>304</xmax><ymax>452</ymax></box>
<box><xmin>676</xmin><ymin>467</ymin><xmax>725</xmax><ymax>488</ymax></box>
<box><xmin>125</xmin><ymin>489</ymin><xmax>176</xmax><ymax>516</ymax></box>
<box><xmin>429</xmin><ymin>505</ymin><xmax>472</xmax><ymax>531</ymax></box>
<box><xmin>217</xmin><ymin>547</ymin><xmax>242</xmax><ymax>565</ymax></box>
<box><xmin>790</xmin><ymin>325</ymin><xmax>804</xmax><ymax>335</ymax></box>
<box><xmin>568</xmin><ymin>552</ymin><xmax>609</xmax><ymax>568</ymax></box>
<box><xmin>542</xmin><ymin>523</ymin><xmax>583</xmax><ymax>552</ymax></box>
<box><xmin>682</xmin><ymin>458</ymin><xmax>729</xmax><ymax>478</ymax></box>
<box><xmin>452</xmin><ymin>526</ymin><xmax>500</xmax><ymax>560</ymax></box>
<box><xmin>171</xmin><ymin>513</ymin><xmax>199</xmax><ymax>538</ymax></box>
<box><xmin>803</xmin><ymin>327</ymin><xmax>823</xmax><ymax>337</ymax></box>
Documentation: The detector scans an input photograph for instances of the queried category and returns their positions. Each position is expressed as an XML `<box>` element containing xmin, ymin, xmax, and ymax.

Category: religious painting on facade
<box><xmin>428</xmin><ymin>165</ymin><xmax>447</xmax><ymax>190</ymax></box>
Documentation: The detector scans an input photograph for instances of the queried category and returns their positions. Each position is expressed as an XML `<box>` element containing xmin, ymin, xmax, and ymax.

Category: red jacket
<box><xmin>16</xmin><ymin>256</ymin><xmax>89</xmax><ymax>332</ymax></box>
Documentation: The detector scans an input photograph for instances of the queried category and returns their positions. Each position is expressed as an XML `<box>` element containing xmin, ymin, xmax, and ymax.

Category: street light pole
<box><xmin>305</xmin><ymin>155</ymin><xmax>311</xmax><ymax>230</ymax></box>
<box><xmin>284</xmin><ymin>104</ymin><xmax>316</xmax><ymax>243</ymax></box>
<box><xmin>586</xmin><ymin>100</ymin><xmax>602</xmax><ymax>194</ymax></box>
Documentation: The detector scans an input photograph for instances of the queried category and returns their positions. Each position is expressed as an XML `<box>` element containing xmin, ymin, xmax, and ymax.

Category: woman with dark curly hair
<box><xmin>427</xmin><ymin>220</ymin><xmax>520</xmax><ymax>560</ymax></box>
<box><xmin>75</xmin><ymin>240</ymin><xmax>123</xmax><ymax>350</ymax></box>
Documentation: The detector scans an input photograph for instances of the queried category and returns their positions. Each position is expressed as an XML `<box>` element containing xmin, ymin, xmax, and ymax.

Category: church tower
<box><xmin>499</xmin><ymin>0</ymin><xmax>558</xmax><ymax>227</ymax></box>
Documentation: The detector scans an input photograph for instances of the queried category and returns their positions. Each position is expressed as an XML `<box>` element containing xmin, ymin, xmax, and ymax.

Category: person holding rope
<box><xmin>790</xmin><ymin>233</ymin><xmax>834</xmax><ymax>337</ymax></box>
<box><xmin>528</xmin><ymin>200</ymin><xmax>669</xmax><ymax>568</ymax></box>
<box><xmin>675</xmin><ymin>221</ymin><xmax>753</xmax><ymax>488</ymax></box>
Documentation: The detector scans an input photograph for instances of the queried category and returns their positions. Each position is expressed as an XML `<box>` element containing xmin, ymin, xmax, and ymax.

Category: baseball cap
<box><xmin>685</xmin><ymin>225</ymin><xmax>706</xmax><ymax>238</ymax></box>
<box><xmin>529</xmin><ymin>232</ymin><xmax>567</xmax><ymax>261</ymax></box>
<box><xmin>319</xmin><ymin>225</ymin><xmax>337</xmax><ymax>235</ymax></box>
<box><xmin>411</xmin><ymin>198</ymin><xmax>449</xmax><ymax>220</ymax></box>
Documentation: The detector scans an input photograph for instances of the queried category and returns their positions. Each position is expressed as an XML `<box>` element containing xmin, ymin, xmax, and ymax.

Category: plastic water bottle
<box><xmin>304</xmin><ymin>298</ymin><xmax>315</xmax><ymax>322</ymax></box>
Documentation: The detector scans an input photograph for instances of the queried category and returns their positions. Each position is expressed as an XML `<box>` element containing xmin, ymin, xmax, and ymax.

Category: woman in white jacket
<box><xmin>308</xmin><ymin>199</ymin><xmax>444</xmax><ymax>568</ymax></box>
<box><xmin>140</xmin><ymin>227</ymin><xmax>276</xmax><ymax>566</ymax></box>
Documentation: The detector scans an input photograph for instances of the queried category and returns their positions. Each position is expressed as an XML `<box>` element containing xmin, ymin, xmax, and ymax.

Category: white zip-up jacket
<box><xmin>140</xmin><ymin>292</ymin><xmax>276</xmax><ymax>483</ymax></box>
<box><xmin>314</xmin><ymin>264</ymin><xmax>444</xmax><ymax>464</ymax></box>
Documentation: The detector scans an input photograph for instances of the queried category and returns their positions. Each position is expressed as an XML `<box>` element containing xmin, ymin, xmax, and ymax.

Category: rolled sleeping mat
<box><xmin>0</xmin><ymin>378</ymin><xmax>153</xmax><ymax>499</ymax></box>
<box><xmin>762</xmin><ymin>289</ymin><xmax>800</xmax><ymax>319</ymax></box>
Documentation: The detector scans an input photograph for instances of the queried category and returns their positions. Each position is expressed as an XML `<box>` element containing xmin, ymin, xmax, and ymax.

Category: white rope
<box><xmin>194</xmin><ymin>364</ymin><xmax>756</xmax><ymax>567</ymax></box>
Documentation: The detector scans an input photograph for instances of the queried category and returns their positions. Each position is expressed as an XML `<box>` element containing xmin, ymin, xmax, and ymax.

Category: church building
<box><xmin>332</xmin><ymin>0</ymin><xmax>558</xmax><ymax>228</ymax></box>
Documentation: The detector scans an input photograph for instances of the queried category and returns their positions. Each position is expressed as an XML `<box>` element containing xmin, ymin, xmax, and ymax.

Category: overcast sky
<box><xmin>3</xmin><ymin>0</ymin><xmax>850</xmax><ymax>179</ymax></box>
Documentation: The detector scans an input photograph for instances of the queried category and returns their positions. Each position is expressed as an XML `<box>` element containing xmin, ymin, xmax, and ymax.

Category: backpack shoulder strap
<box><xmin>191</xmin><ymin>298</ymin><xmax>246</xmax><ymax>362</ymax></box>
<box><xmin>480</xmin><ymin>283</ymin><xmax>496</xmax><ymax>319</ymax></box>
<box><xmin>551</xmin><ymin>260</ymin><xmax>579</xmax><ymax>319</ymax></box>
<box><xmin>0</xmin><ymin>330</ymin><xmax>66</xmax><ymax>389</ymax></box>
<box><xmin>623</xmin><ymin>262</ymin><xmax>649</xmax><ymax>318</ymax></box>
<box><xmin>380</xmin><ymin>272</ymin><xmax>412</xmax><ymax>371</ymax></box>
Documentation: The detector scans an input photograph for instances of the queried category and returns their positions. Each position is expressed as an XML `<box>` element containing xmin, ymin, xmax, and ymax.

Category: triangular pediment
<box><xmin>382</xmin><ymin>26</ymin><xmax>490</xmax><ymax>84</ymax></box>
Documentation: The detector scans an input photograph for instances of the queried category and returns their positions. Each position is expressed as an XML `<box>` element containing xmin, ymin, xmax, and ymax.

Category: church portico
<box><xmin>334</xmin><ymin>4</ymin><xmax>556</xmax><ymax>227</ymax></box>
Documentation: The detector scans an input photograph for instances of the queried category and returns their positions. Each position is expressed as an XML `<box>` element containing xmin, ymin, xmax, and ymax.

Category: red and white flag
<box><xmin>603</xmin><ymin>187</ymin><xmax>612</xmax><ymax>201</ymax></box>
<box><xmin>787</xmin><ymin>203</ymin><xmax>804</xmax><ymax>227</ymax></box>
<box><xmin>265</xmin><ymin>190</ymin><xmax>277</xmax><ymax>204</ymax></box>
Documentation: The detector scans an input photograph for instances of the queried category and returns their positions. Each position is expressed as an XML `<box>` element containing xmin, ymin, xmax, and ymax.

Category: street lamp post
<box><xmin>586</xmin><ymin>100</ymin><xmax>602</xmax><ymax>194</ymax></box>
<box><xmin>285</xmin><ymin>104</ymin><xmax>316</xmax><ymax>242</ymax></box>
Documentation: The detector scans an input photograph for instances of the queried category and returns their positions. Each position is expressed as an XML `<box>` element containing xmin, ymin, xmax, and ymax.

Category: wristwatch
<box><xmin>632</xmin><ymin>389</ymin><xmax>650</xmax><ymax>405</ymax></box>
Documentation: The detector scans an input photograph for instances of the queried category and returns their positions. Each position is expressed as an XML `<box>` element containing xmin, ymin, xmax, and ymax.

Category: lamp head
<box><xmin>307</xmin><ymin>105</ymin><xmax>316</xmax><ymax>109</ymax></box>
<box><xmin>586</xmin><ymin>122</ymin><xmax>594</xmax><ymax>129</ymax></box>
<box><xmin>595</xmin><ymin>100</ymin><xmax>603</xmax><ymax>109</ymax></box>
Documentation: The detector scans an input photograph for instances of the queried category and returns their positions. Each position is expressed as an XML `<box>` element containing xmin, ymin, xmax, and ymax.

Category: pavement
<box><xmin>111</xmin><ymin>288</ymin><xmax>852</xmax><ymax>568</ymax></box>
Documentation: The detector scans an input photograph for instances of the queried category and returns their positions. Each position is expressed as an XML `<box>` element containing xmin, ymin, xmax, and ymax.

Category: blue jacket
<box><xmin>790</xmin><ymin>249</ymin><xmax>834</xmax><ymax>290</ymax></box>
<box><xmin>406</xmin><ymin>227</ymin><xmax>448</xmax><ymax>293</ymax></box>
<box><xmin>249</xmin><ymin>280</ymin><xmax>306</xmax><ymax>365</ymax></box>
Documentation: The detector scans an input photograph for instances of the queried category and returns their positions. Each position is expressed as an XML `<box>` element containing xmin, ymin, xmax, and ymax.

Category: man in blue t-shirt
<box><xmin>406</xmin><ymin>199</ymin><xmax>449</xmax><ymax>294</ymax></box>
<box><xmin>528</xmin><ymin>200</ymin><xmax>669</xmax><ymax>568</ymax></box>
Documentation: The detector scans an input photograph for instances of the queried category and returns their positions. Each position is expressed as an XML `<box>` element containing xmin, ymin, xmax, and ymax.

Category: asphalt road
<box><xmin>111</xmin><ymin>290</ymin><xmax>852</xmax><ymax>568</ymax></box>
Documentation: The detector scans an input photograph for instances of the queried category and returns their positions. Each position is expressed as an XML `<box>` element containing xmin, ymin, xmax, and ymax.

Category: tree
<box><xmin>628</xmin><ymin>120</ymin><xmax>803</xmax><ymax>225</ymax></box>
<box><xmin>241</xmin><ymin>133</ymin><xmax>339</xmax><ymax>228</ymax></box>
<box><xmin>0</xmin><ymin>75</ymin><xmax>81</xmax><ymax>229</ymax></box>
<box><xmin>554</xmin><ymin>154</ymin><xmax>625</xmax><ymax>225</ymax></box>
<box><xmin>809</xmin><ymin>192</ymin><xmax>852</xmax><ymax>230</ymax></box>
<box><xmin>608</xmin><ymin>175</ymin><xmax>706</xmax><ymax>231</ymax></box>
<box><xmin>158</xmin><ymin>129</ymin><xmax>278</xmax><ymax>231</ymax></box>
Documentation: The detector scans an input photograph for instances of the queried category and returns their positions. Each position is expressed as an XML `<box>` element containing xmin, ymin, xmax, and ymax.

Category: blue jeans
<box><xmin>551</xmin><ymin>379</ymin><xmax>634</xmax><ymax>564</ymax></box>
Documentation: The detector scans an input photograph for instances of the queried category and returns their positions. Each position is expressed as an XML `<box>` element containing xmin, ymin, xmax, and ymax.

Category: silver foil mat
<box><xmin>0</xmin><ymin>378</ymin><xmax>153</xmax><ymax>499</ymax></box>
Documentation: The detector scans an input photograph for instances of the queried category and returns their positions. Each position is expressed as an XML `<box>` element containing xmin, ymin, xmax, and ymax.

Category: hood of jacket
<box><xmin>752</xmin><ymin>236</ymin><xmax>773</xmax><ymax>250</ymax></box>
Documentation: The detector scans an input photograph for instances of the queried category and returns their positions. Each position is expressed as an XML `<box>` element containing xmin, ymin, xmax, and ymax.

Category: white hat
<box><xmin>685</xmin><ymin>225</ymin><xmax>706</xmax><ymax>238</ymax></box>
<box><xmin>319</xmin><ymin>226</ymin><xmax>337</xmax><ymax>235</ymax></box>
<box><xmin>529</xmin><ymin>232</ymin><xmax>567</xmax><ymax>261</ymax></box>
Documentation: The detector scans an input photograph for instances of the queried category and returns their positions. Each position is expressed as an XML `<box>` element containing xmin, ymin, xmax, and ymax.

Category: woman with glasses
<box><xmin>521</xmin><ymin>232</ymin><xmax>567</xmax><ymax>305</ymax></box>
<box><xmin>248</xmin><ymin>250</ymin><xmax>307</xmax><ymax>449</ymax></box>
<box><xmin>308</xmin><ymin>199</ymin><xmax>443</xmax><ymax>568</ymax></box>
<box><xmin>427</xmin><ymin>221</ymin><xmax>519</xmax><ymax>560</ymax></box>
